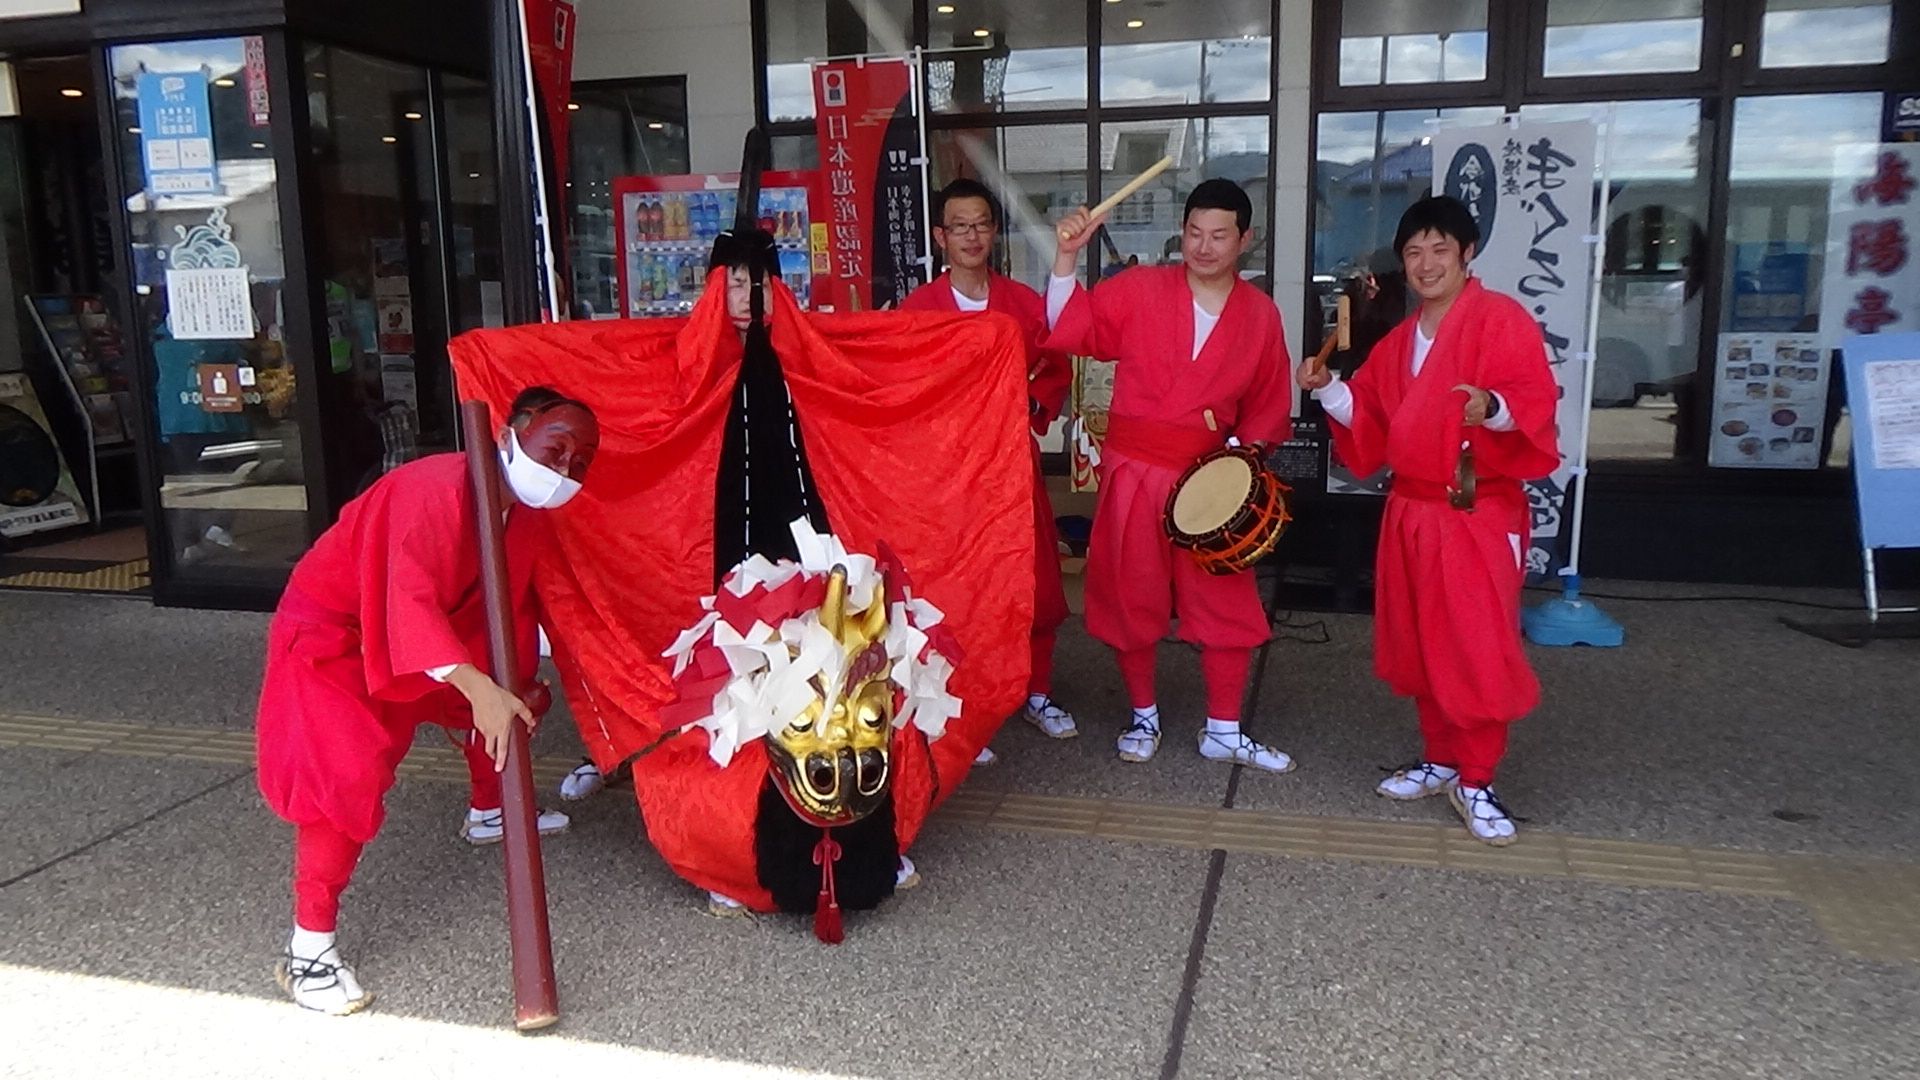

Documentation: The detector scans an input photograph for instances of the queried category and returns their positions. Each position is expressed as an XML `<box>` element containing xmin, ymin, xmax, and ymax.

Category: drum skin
<box><xmin>1163</xmin><ymin>446</ymin><xmax>1293</xmax><ymax>575</ymax></box>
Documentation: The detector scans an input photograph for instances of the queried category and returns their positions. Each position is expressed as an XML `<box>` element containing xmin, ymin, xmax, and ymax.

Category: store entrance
<box><xmin>0</xmin><ymin>54</ymin><xmax>152</xmax><ymax>595</ymax></box>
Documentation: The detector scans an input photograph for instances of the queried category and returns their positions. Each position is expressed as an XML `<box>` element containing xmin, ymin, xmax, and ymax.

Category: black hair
<box><xmin>1393</xmin><ymin>195</ymin><xmax>1480</xmax><ymax>260</ymax></box>
<box><xmin>508</xmin><ymin>386</ymin><xmax>590</xmax><ymax>426</ymax></box>
<box><xmin>1184</xmin><ymin>178</ymin><xmax>1252</xmax><ymax>234</ymax></box>
<box><xmin>934</xmin><ymin>178</ymin><xmax>1000</xmax><ymax>227</ymax></box>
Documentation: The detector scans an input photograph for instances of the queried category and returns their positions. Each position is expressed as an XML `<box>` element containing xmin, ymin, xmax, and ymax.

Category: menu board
<box><xmin>1707</xmin><ymin>333</ymin><xmax>1832</xmax><ymax>469</ymax></box>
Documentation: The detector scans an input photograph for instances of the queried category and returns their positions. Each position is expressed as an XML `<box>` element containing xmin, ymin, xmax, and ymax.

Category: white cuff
<box><xmin>426</xmin><ymin>664</ymin><xmax>458</xmax><ymax>682</ymax></box>
<box><xmin>1312</xmin><ymin>375</ymin><xmax>1355</xmax><ymax>427</ymax></box>
<box><xmin>1484</xmin><ymin>391</ymin><xmax>1517</xmax><ymax>432</ymax></box>
<box><xmin>1045</xmin><ymin>273</ymin><xmax>1078</xmax><ymax>331</ymax></box>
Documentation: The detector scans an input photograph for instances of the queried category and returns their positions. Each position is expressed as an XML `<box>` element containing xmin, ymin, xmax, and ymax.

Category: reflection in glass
<box><xmin>1100</xmin><ymin>0</ymin><xmax>1271</xmax><ymax>105</ymax></box>
<box><xmin>1097</xmin><ymin>116</ymin><xmax>1271</xmax><ymax>285</ymax></box>
<box><xmin>110</xmin><ymin>37</ymin><xmax>307</xmax><ymax>582</ymax></box>
<box><xmin>1723</xmin><ymin>93</ymin><xmax>1879</xmax><ymax>467</ymax></box>
<box><xmin>927</xmin><ymin>1</ymin><xmax>1087</xmax><ymax>112</ymax></box>
<box><xmin>1543</xmin><ymin>0</ymin><xmax>1702</xmax><ymax>77</ymax></box>
<box><xmin>1761</xmin><ymin>0</ymin><xmax>1891</xmax><ymax>68</ymax></box>
<box><xmin>930</xmin><ymin>124</ymin><xmax>1085</xmax><ymax>283</ymax></box>
<box><xmin>765</xmin><ymin>0</ymin><xmax>913</xmax><ymax>121</ymax></box>
<box><xmin>440</xmin><ymin>74</ymin><xmax>503</xmax><ymax>339</ymax></box>
<box><xmin>1339</xmin><ymin>0</ymin><xmax>1488</xmax><ymax>86</ymax></box>
<box><xmin>567</xmin><ymin>80</ymin><xmax>689</xmax><ymax>319</ymax></box>
<box><xmin>1521</xmin><ymin>100</ymin><xmax>1708</xmax><ymax>461</ymax></box>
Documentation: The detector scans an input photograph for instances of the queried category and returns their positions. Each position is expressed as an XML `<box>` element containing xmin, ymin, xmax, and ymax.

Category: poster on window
<box><xmin>1707</xmin><ymin>333</ymin><xmax>1830</xmax><ymax>469</ymax></box>
<box><xmin>0</xmin><ymin>372</ymin><xmax>89</xmax><ymax>537</ymax></box>
<box><xmin>811</xmin><ymin>58</ymin><xmax>929</xmax><ymax>312</ymax></box>
<box><xmin>1431</xmin><ymin>118</ymin><xmax>1598</xmax><ymax>575</ymax></box>
<box><xmin>166</xmin><ymin>267</ymin><xmax>253</xmax><ymax>340</ymax></box>
<box><xmin>136</xmin><ymin>71</ymin><xmax>217</xmax><ymax>197</ymax></box>
<box><xmin>1818</xmin><ymin>145</ymin><xmax>1919</xmax><ymax>348</ymax></box>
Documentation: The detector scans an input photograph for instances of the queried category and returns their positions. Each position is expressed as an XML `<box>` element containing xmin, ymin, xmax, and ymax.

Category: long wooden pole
<box><xmin>460</xmin><ymin>399</ymin><xmax>559</xmax><ymax>1032</ymax></box>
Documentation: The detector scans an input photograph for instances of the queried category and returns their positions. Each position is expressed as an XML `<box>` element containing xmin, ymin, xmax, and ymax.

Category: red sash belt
<box><xmin>1103</xmin><ymin>414</ymin><xmax>1225</xmax><ymax>472</ymax></box>
<box><xmin>277</xmin><ymin>584</ymin><xmax>357</xmax><ymax>630</ymax></box>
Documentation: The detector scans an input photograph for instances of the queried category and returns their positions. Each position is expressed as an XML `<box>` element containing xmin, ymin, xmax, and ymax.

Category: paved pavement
<box><xmin>0</xmin><ymin>584</ymin><xmax>1916</xmax><ymax>1079</ymax></box>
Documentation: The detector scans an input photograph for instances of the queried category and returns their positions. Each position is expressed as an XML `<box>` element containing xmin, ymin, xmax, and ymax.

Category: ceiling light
<box><xmin>251</xmin><ymin>141</ymin><xmax>266</xmax><ymax>149</ymax></box>
<box><xmin>1126</xmin><ymin>18</ymin><xmax>1144</xmax><ymax>28</ymax></box>
<box><xmin>972</xmin><ymin>27</ymin><xmax>990</xmax><ymax>38</ymax></box>
<box><xmin>936</xmin><ymin>3</ymin><xmax>954</xmax><ymax>10</ymax></box>
<box><xmin>213</xmin><ymin>78</ymin><xmax>235</xmax><ymax>87</ymax></box>
<box><xmin>1106</xmin><ymin>0</ymin><xmax>1121</xmax><ymax>4</ymax></box>
<box><xmin>381</xmin><ymin>135</ymin><xmax>397</xmax><ymax>144</ymax></box>
<box><xmin>566</xmin><ymin>102</ymin><xmax>580</xmax><ymax>111</ymax></box>
<box><xmin>127</xmin><ymin>126</ymin><xmax>140</xmax><ymax>134</ymax></box>
<box><xmin>469</xmin><ymin>172</ymin><xmax>481</xmax><ymax>179</ymax></box>
<box><xmin>59</xmin><ymin>87</ymin><xmax>83</xmax><ymax>97</ymax></box>
<box><xmin>404</xmin><ymin>111</ymin><xmax>422</xmax><ymax>120</ymax></box>
<box><xmin>648</xmin><ymin>121</ymin><xmax>665</xmax><ymax>129</ymax></box>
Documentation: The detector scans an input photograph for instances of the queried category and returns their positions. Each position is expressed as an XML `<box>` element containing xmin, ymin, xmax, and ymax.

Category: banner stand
<box><xmin>1519</xmin><ymin>108</ymin><xmax>1624</xmax><ymax>648</ymax></box>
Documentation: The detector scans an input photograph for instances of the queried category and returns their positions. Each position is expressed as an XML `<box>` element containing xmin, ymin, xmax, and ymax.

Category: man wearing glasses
<box><xmin>900</xmin><ymin>179</ymin><xmax>1079</xmax><ymax>758</ymax></box>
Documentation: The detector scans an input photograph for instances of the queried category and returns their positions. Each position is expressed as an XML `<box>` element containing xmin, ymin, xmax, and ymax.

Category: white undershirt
<box><xmin>1313</xmin><ymin>321</ymin><xmax>1515</xmax><ymax>432</ymax></box>
<box><xmin>1045</xmin><ymin>273</ymin><xmax>1217</xmax><ymax>362</ymax></box>
<box><xmin>949</xmin><ymin>283</ymin><xmax>989</xmax><ymax>312</ymax></box>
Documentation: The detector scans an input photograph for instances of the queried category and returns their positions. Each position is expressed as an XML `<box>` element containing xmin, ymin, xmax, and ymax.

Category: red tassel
<box><xmin>812</xmin><ymin>831</ymin><xmax>844</xmax><ymax>945</ymax></box>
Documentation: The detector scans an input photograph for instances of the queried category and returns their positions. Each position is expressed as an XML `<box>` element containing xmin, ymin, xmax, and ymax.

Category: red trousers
<box><xmin>1417</xmin><ymin>696</ymin><xmax>1510</xmax><ymax>788</ymax></box>
<box><xmin>1118</xmin><ymin>644</ymin><xmax>1252</xmax><ymax>720</ymax></box>
<box><xmin>292</xmin><ymin>735</ymin><xmax>500</xmax><ymax>932</ymax></box>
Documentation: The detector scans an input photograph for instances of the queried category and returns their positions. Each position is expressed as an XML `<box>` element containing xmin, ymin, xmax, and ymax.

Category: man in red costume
<box><xmin>900</xmin><ymin>178</ymin><xmax>1079</xmax><ymax>756</ymax></box>
<box><xmin>1045</xmin><ymin>179</ymin><xmax>1295</xmax><ymax>771</ymax></box>
<box><xmin>1298</xmin><ymin>194</ymin><xmax>1559</xmax><ymax>846</ymax></box>
<box><xmin>255</xmin><ymin>387</ymin><xmax>599</xmax><ymax>1013</ymax></box>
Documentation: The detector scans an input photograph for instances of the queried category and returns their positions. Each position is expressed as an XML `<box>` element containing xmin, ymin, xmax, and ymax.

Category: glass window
<box><xmin>927</xmin><ymin>1</ymin><xmax>1087</xmax><ymax>113</ymax></box>
<box><xmin>765</xmin><ymin>0</ymin><xmax>913</xmax><ymax>121</ymax></box>
<box><xmin>439</xmin><ymin>74</ymin><xmax>503</xmax><ymax>338</ymax></box>
<box><xmin>932</xmin><ymin>123</ymin><xmax>1087</xmax><ymax>283</ymax></box>
<box><xmin>1100</xmin><ymin>0</ymin><xmax>1271</xmax><ymax>105</ymax></box>
<box><xmin>567</xmin><ymin>79</ymin><xmax>689</xmax><ymax>320</ymax></box>
<box><xmin>1338</xmin><ymin>0</ymin><xmax>1488</xmax><ymax>86</ymax></box>
<box><xmin>1760</xmin><ymin>0</ymin><xmax>1891</xmax><ymax>68</ymax></box>
<box><xmin>1543</xmin><ymin>0</ymin><xmax>1703</xmax><ymax>77</ymax></box>
<box><xmin>1097</xmin><ymin>116</ymin><xmax>1271</xmax><ymax>285</ymax></box>
<box><xmin>1521</xmin><ymin>100</ymin><xmax>1709</xmax><ymax>462</ymax></box>
<box><xmin>110</xmin><ymin>37</ymin><xmax>307</xmax><ymax>585</ymax></box>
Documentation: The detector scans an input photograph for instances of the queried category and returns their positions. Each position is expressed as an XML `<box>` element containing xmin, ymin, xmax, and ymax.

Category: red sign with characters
<box><xmin>811</xmin><ymin>59</ymin><xmax>927</xmax><ymax>312</ymax></box>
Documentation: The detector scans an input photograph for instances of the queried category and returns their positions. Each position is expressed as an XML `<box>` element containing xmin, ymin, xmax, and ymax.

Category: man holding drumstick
<box><xmin>1046</xmin><ymin>179</ymin><xmax>1295</xmax><ymax>770</ymax></box>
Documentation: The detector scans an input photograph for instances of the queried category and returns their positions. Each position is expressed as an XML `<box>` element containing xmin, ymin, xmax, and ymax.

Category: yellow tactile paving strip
<box><xmin>2</xmin><ymin>710</ymin><xmax>1914</xmax><ymax>963</ymax></box>
<box><xmin>0</xmin><ymin>558</ymin><xmax>150</xmax><ymax>593</ymax></box>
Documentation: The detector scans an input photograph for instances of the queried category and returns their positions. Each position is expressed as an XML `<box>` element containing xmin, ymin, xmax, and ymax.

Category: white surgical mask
<box><xmin>500</xmin><ymin>428</ymin><xmax>582</xmax><ymax>509</ymax></box>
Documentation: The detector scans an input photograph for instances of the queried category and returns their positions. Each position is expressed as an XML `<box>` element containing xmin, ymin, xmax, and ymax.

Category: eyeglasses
<box><xmin>940</xmin><ymin>221</ymin><xmax>996</xmax><ymax>237</ymax></box>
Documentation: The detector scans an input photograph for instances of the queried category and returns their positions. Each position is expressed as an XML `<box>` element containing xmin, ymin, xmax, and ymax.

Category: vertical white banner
<box><xmin>1819</xmin><ymin>144</ymin><xmax>1920</xmax><ymax>349</ymax></box>
<box><xmin>1432</xmin><ymin>118</ymin><xmax>1599</xmax><ymax>575</ymax></box>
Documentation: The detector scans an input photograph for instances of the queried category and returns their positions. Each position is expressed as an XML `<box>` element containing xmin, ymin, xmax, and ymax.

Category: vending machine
<box><xmin>612</xmin><ymin>171</ymin><xmax>820</xmax><ymax>319</ymax></box>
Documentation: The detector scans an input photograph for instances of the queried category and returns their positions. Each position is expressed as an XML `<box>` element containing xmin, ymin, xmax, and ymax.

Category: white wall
<box><xmin>1271</xmin><ymin>0</ymin><xmax>1313</xmax><ymax>366</ymax></box>
<box><xmin>569</xmin><ymin>0</ymin><xmax>757</xmax><ymax>173</ymax></box>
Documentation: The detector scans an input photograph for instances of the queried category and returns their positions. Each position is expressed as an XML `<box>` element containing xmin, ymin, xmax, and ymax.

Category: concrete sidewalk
<box><xmin>1</xmin><ymin>586</ymin><xmax>1916</xmax><ymax>1078</ymax></box>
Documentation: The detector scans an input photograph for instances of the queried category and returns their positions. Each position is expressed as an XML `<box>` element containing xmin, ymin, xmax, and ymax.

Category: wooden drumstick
<box><xmin>1059</xmin><ymin>156</ymin><xmax>1175</xmax><ymax>241</ymax></box>
<box><xmin>1336</xmin><ymin>294</ymin><xmax>1351</xmax><ymax>351</ymax></box>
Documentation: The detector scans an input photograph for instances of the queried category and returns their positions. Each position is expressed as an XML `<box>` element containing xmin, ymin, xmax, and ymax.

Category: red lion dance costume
<box><xmin>450</xmin><ymin>264</ymin><xmax>1035</xmax><ymax>933</ymax></box>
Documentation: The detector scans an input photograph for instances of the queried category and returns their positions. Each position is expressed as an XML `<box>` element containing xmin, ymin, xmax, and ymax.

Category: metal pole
<box><xmin>460</xmin><ymin>399</ymin><xmax>559</xmax><ymax>1031</ymax></box>
<box><xmin>1564</xmin><ymin>108</ymin><xmax>1614</xmax><ymax>580</ymax></box>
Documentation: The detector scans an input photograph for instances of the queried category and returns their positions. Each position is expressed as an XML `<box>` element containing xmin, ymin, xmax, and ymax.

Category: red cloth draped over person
<box><xmin>1303</xmin><ymin>194</ymin><xmax>1559</xmax><ymax>846</ymax></box>
<box><xmin>449</xmin><ymin>264</ymin><xmax>1036</xmax><ymax>914</ymax></box>
<box><xmin>899</xmin><ymin>177</ymin><xmax>1078</xmax><ymax>748</ymax></box>
<box><xmin>1043</xmin><ymin>178</ymin><xmax>1297</xmax><ymax>773</ymax></box>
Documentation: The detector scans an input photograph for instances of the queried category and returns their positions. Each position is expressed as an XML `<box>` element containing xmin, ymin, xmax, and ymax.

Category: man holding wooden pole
<box><xmin>1046</xmin><ymin>177</ymin><xmax>1297</xmax><ymax>771</ymax></box>
<box><xmin>254</xmin><ymin>386</ymin><xmax>597</xmax><ymax>1016</ymax></box>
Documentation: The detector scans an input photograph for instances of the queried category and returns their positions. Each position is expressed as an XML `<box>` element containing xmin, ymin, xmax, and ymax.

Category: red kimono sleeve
<box><xmin>1326</xmin><ymin>329</ymin><xmax>1402</xmax><ymax>480</ymax></box>
<box><xmin>1231</xmin><ymin>304</ymin><xmax>1295</xmax><ymax>447</ymax></box>
<box><xmin>1043</xmin><ymin>268</ymin><xmax>1140</xmax><ymax>361</ymax></box>
<box><xmin>1470</xmin><ymin>297</ymin><xmax>1562</xmax><ymax>482</ymax></box>
<box><xmin>361</xmin><ymin>485</ymin><xmax>476</xmax><ymax>701</ymax></box>
<box><xmin>999</xmin><ymin>279</ymin><xmax>1072</xmax><ymax>432</ymax></box>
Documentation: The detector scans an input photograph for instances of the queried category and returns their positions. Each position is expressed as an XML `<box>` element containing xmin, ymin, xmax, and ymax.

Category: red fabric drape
<box><xmin>449</xmin><ymin>273</ymin><xmax>1035</xmax><ymax>906</ymax></box>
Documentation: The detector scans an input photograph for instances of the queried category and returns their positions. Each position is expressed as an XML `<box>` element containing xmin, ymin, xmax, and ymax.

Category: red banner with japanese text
<box><xmin>523</xmin><ymin>0</ymin><xmax>576</xmax><ymax>316</ymax></box>
<box><xmin>811</xmin><ymin>59</ymin><xmax>928</xmax><ymax>312</ymax></box>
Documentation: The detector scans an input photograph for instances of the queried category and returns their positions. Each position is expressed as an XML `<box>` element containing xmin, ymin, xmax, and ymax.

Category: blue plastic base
<box><xmin>1523</xmin><ymin>589</ymin><xmax>1625</xmax><ymax>648</ymax></box>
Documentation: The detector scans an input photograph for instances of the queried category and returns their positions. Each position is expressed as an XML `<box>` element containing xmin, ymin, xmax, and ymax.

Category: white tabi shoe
<box><xmin>275</xmin><ymin>943</ymin><xmax>372</xmax><ymax>1016</ymax></box>
<box><xmin>460</xmin><ymin>806</ymin><xmax>570</xmax><ymax>845</ymax></box>
<box><xmin>1023</xmin><ymin>697</ymin><xmax>1080</xmax><ymax>739</ymax></box>
<box><xmin>1377</xmin><ymin>761</ymin><xmax>1459</xmax><ymax>801</ymax></box>
<box><xmin>974</xmin><ymin>746</ymin><xmax>999</xmax><ymax>766</ymax></box>
<box><xmin>1449</xmin><ymin>784</ymin><xmax>1519</xmax><ymax>846</ymax></box>
<box><xmin>1116</xmin><ymin>713</ymin><xmax>1162</xmax><ymax>763</ymax></box>
<box><xmin>705</xmin><ymin>891</ymin><xmax>753</xmax><ymax>919</ymax></box>
<box><xmin>895</xmin><ymin>854</ymin><xmax>921</xmax><ymax>891</ymax></box>
<box><xmin>1197</xmin><ymin>730</ymin><xmax>1296</xmax><ymax>774</ymax></box>
<box><xmin>558</xmin><ymin>760</ymin><xmax>605</xmax><ymax>801</ymax></box>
